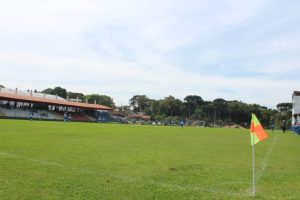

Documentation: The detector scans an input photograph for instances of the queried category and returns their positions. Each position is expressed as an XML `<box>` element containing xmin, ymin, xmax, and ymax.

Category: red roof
<box><xmin>128</xmin><ymin>114</ymin><xmax>151</xmax><ymax>120</ymax></box>
<box><xmin>0</xmin><ymin>92</ymin><xmax>112</xmax><ymax>110</ymax></box>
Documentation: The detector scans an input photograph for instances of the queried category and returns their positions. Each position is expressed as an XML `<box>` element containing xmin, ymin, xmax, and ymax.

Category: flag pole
<box><xmin>252</xmin><ymin>136</ymin><xmax>255</xmax><ymax>197</ymax></box>
<box><xmin>250</xmin><ymin>113</ymin><xmax>268</xmax><ymax>197</ymax></box>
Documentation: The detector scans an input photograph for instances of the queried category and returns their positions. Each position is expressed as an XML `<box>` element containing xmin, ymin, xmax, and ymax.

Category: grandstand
<box><xmin>0</xmin><ymin>87</ymin><xmax>113</xmax><ymax>122</ymax></box>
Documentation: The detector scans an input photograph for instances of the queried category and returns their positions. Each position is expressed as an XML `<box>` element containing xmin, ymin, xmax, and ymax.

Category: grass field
<box><xmin>0</xmin><ymin>119</ymin><xmax>299</xmax><ymax>200</ymax></box>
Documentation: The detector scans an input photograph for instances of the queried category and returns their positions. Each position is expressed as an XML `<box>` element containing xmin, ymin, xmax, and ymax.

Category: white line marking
<box><xmin>246</xmin><ymin>133</ymin><xmax>279</xmax><ymax>196</ymax></box>
<box><xmin>256</xmin><ymin>133</ymin><xmax>279</xmax><ymax>181</ymax></box>
<box><xmin>0</xmin><ymin>151</ymin><xmax>248</xmax><ymax>197</ymax></box>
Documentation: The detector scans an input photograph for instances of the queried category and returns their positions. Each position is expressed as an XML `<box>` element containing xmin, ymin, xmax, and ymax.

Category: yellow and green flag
<box><xmin>250</xmin><ymin>114</ymin><xmax>268</xmax><ymax>145</ymax></box>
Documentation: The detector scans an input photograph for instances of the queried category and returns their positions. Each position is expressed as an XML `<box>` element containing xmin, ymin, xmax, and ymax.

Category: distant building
<box><xmin>128</xmin><ymin>114</ymin><xmax>151</xmax><ymax>121</ymax></box>
<box><xmin>292</xmin><ymin>91</ymin><xmax>300</xmax><ymax>125</ymax></box>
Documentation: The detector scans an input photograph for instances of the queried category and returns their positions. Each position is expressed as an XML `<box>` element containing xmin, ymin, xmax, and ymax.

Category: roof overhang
<box><xmin>293</xmin><ymin>91</ymin><xmax>300</xmax><ymax>97</ymax></box>
<box><xmin>0</xmin><ymin>92</ymin><xmax>112</xmax><ymax>110</ymax></box>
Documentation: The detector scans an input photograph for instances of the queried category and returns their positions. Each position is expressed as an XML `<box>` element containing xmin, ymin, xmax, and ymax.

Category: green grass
<box><xmin>0</xmin><ymin>119</ymin><xmax>299</xmax><ymax>200</ymax></box>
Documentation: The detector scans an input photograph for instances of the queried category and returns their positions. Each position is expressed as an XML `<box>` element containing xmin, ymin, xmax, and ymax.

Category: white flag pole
<box><xmin>252</xmin><ymin>137</ymin><xmax>256</xmax><ymax>197</ymax></box>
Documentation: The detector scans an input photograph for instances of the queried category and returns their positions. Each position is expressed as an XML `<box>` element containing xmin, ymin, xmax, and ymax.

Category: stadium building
<box><xmin>0</xmin><ymin>87</ymin><xmax>113</xmax><ymax>122</ymax></box>
<box><xmin>292</xmin><ymin>91</ymin><xmax>300</xmax><ymax>134</ymax></box>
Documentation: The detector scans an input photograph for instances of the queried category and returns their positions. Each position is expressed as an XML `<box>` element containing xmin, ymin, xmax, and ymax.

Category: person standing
<box><xmin>270</xmin><ymin>123</ymin><xmax>275</xmax><ymax>132</ymax></box>
<box><xmin>64</xmin><ymin>112</ymin><xmax>68</xmax><ymax>122</ymax></box>
<box><xmin>180</xmin><ymin>120</ymin><xmax>184</xmax><ymax>127</ymax></box>
<box><xmin>281</xmin><ymin>120</ymin><xmax>286</xmax><ymax>133</ymax></box>
<box><xmin>29</xmin><ymin>111</ymin><xmax>33</xmax><ymax>121</ymax></box>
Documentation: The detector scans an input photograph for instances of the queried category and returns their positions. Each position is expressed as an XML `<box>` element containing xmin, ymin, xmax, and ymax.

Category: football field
<box><xmin>0</xmin><ymin>119</ymin><xmax>299</xmax><ymax>199</ymax></box>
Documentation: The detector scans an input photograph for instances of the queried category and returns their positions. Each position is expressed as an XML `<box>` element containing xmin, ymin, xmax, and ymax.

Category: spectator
<box><xmin>281</xmin><ymin>120</ymin><xmax>286</xmax><ymax>133</ymax></box>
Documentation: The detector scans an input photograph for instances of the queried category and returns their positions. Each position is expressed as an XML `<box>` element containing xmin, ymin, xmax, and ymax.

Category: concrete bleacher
<box><xmin>292</xmin><ymin>125</ymin><xmax>300</xmax><ymax>134</ymax></box>
<box><xmin>0</xmin><ymin>107</ymin><xmax>30</xmax><ymax>118</ymax></box>
<box><xmin>0</xmin><ymin>109</ymin><xmax>5</xmax><ymax>117</ymax></box>
<box><xmin>48</xmin><ymin>111</ymin><xmax>64</xmax><ymax>120</ymax></box>
<box><xmin>70</xmin><ymin>112</ymin><xmax>92</xmax><ymax>122</ymax></box>
<box><xmin>0</xmin><ymin>106</ymin><xmax>120</xmax><ymax>123</ymax></box>
<box><xmin>97</xmin><ymin>111</ymin><xmax>120</xmax><ymax>123</ymax></box>
<box><xmin>0</xmin><ymin>107</ymin><xmax>61</xmax><ymax>120</ymax></box>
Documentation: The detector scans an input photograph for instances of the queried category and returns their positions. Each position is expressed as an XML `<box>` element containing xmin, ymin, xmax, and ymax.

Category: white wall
<box><xmin>292</xmin><ymin>95</ymin><xmax>300</xmax><ymax>125</ymax></box>
<box><xmin>293</xmin><ymin>95</ymin><xmax>300</xmax><ymax>114</ymax></box>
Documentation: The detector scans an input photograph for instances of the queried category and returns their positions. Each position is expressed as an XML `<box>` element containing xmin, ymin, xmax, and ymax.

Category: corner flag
<box><xmin>250</xmin><ymin>113</ymin><xmax>268</xmax><ymax>197</ymax></box>
<box><xmin>250</xmin><ymin>113</ymin><xmax>268</xmax><ymax>145</ymax></box>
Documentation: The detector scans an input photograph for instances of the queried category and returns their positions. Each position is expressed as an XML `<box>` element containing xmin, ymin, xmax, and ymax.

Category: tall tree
<box><xmin>41</xmin><ymin>88</ymin><xmax>54</xmax><ymax>95</ymax></box>
<box><xmin>129</xmin><ymin>95</ymin><xmax>150</xmax><ymax>112</ymax></box>
<box><xmin>85</xmin><ymin>94</ymin><xmax>115</xmax><ymax>108</ymax></box>
<box><xmin>42</xmin><ymin>86</ymin><xmax>67</xmax><ymax>99</ymax></box>
<box><xmin>160</xmin><ymin>96</ymin><xmax>182</xmax><ymax>116</ymax></box>
<box><xmin>52</xmin><ymin>87</ymin><xmax>67</xmax><ymax>99</ymax></box>
<box><xmin>184</xmin><ymin>95</ymin><xmax>204</xmax><ymax>117</ymax></box>
<box><xmin>192</xmin><ymin>108</ymin><xmax>206</xmax><ymax>120</ymax></box>
<box><xmin>213</xmin><ymin>98</ymin><xmax>227</xmax><ymax>119</ymax></box>
<box><xmin>277</xmin><ymin>102</ymin><xmax>293</xmax><ymax>117</ymax></box>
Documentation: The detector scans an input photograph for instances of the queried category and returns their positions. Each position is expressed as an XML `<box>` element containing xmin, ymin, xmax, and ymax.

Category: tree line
<box><xmin>129</xmin><ymin>95</ymin><xmax>292</xmax><ymax>128</ymax></box>
<box><xmin>41</xmin><ymin>86</ymin><xmax>115</xmax><ymax>108</ymax></box>
<box><xmin>41</xmin><ymin>86</ymin><xmax>292</xmax><ymax>128</ymax></box>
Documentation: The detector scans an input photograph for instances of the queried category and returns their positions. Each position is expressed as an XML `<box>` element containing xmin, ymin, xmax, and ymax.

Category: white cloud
<box><xmin>0</xmin><ymin>0</ymin><xmax>299</xmax><ymax>108</ymax></box>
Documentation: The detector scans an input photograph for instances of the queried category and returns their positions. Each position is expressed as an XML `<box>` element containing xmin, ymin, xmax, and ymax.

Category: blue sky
<box><xmin>0</xmin><ymin>0</ymin><xmax>299</xmax><ymax>108</ymax></box>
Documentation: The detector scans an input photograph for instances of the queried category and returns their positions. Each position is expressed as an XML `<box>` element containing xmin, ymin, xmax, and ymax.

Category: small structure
<box><xmin>128</xmin><ymin>114</ymin><xmax>151</xmax><ymax>122</ymax></box>
<box><xmin>292</xmin><ymin>91</ymin><xmax>300</xmax><ymax>134</ymax></box>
